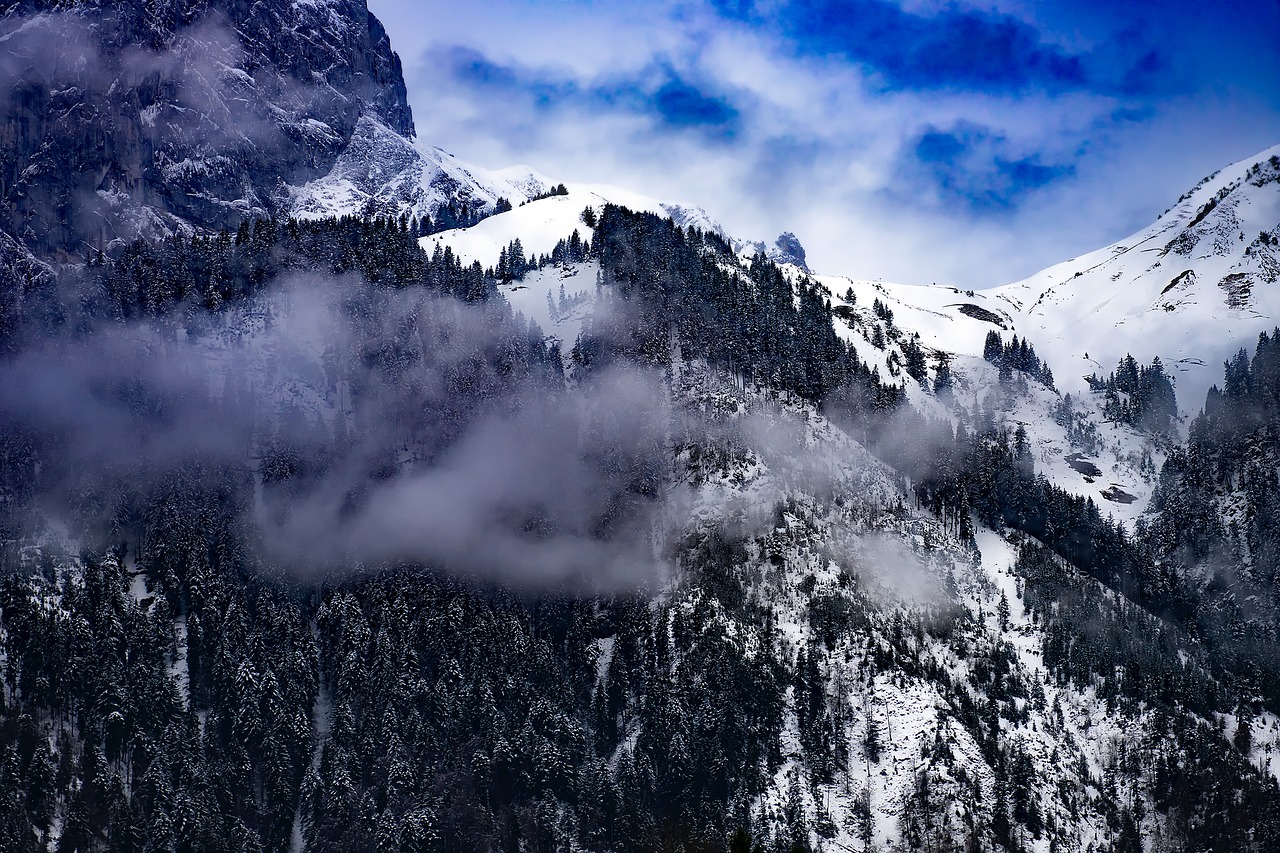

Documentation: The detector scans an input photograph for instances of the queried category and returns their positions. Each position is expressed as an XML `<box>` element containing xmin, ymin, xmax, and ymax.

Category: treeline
<box><xmin>85</xmin><ymin>216</ymin><xmax>494</xmax><ymax>322</ymax></box>
<box><xmin>1087</xmin><ymin>354</ymin><xmax>1177</xmax><ymax>433</ymax></box>
<box><xmin>523</xmin><ymin>183</ymin><xmax>571</xmax><ymax>203</ymax></box>
<box><xmin>581</xmin><ymin>205</ymin><xmax>905</xmax><ymax>429</ymax></box>
<box><xmin>903</xmin><ymin>405</ymin><xmax>1156</xmax><ymax>599</ymax></box>
<box><xmin>983</xmin><ymin>330</ymin><xmax>1054</xmax><ymax>388</ymax></box>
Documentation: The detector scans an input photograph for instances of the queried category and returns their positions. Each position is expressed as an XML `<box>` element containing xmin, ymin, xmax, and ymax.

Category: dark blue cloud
<box><xmin>652</xmin><ymin>78</ymin><xmax>739</xmax><ymax>130</ymax></box>
<box><xmin>712</xmin><ymin>0</ymin><xmax>1167</xmax><ymax>95</ymax></box>
<box><xmin>440</xmin><ymin>47</ymin><xmax>582</xmax><ymax>108</ymax></box>
<box><xmin>905</xmin><ymin>123</ymin><xmax>1074</xmax><ymax>212</ymax></box>
<box><xmin>428</xmin><ymin>46</ymin><xmax>742</xmax><ymax>140</ymax></box>
<box><xmin>915</xmin><ymin>130</ymin><xmax>967</xmax><ymax>167</ymax></box>
<box><xmin>1083</xmin><ymin>26</ymin><xmax>1180</xmax><ymax>96</ymax></box>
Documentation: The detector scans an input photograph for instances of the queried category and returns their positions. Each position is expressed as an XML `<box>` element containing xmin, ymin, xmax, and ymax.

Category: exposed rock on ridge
<box><xmin>0</xmin><ymin>0</ymin><xmax>413</xmax><ymax>256</ymax></box>
<box><xmin>289</xmin><ymin>115</ymin><xmax>554</xmax><ymax>223</ymax></box>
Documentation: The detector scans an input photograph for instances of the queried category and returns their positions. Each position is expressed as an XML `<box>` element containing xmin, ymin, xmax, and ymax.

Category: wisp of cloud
<box><xmin>0</xmin><ymin>276</ymin><xmax>671</xmax><ymax>589</ymax></box>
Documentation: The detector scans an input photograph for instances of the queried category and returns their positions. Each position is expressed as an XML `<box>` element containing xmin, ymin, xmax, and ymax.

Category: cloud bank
<box><xmin>0</xmin><ymin>279</ymin><xmax>669</xmax><ymax>589</ymax></box>
<box><xmin>369</xmin><ymin>0</ymin><xmax>1280</xmax><ymax>288</ymax></box>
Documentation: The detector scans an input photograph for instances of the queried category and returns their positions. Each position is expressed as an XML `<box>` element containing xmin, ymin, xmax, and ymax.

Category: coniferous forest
<box><xmin>4</xmin><ymin>1</ymin><xmax>1280</xmax><ymax>851</ymax></box>
<box><xmin>1</xmin><ymin>206</ymin><xmax>1280</xmax><ymax>852</ymax></box>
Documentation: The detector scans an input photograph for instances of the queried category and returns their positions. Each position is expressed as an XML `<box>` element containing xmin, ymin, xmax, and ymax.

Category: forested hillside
<box><xmin>4</xmin><ymin>0</ymin><xmax>1279</xmax><ymax>849</ymax></box>
<box><xmin>2</xmin><ymin>207</ymin><xmax>1280</xmax><ymax>852</ymax></box>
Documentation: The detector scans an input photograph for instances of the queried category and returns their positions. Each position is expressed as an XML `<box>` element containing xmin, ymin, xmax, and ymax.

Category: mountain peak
<box><xmin>771</xmin><ymin>231</ymin><xmax>809</xmax><ymax>270</ymax></box>
<box><xmin>0</xmin><ymin>0</ymin><xmax>413</xmax><ymax>255</ymax></box>
<box><xmin>986</xmin><ymin>142</ymin><xmax>1280</xmax><ymax>412</ymax></box>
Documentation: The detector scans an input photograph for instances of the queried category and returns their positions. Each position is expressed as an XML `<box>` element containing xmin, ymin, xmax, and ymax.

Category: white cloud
<box><xmin>367</xmin><ymin>0</ymin><xmax>1280</xmax><ymax>289</ymax></box>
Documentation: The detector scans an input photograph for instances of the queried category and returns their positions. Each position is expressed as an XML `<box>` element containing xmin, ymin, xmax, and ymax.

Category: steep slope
<box><xmin>289</xmin><ymin>115</ymin><xmax>555</xmax><ymax>223</ymax></box>
<box><xmin>798</xmin><ymin>274</ymin><xmax>1166</xmax><ymax>522</ymax></box>
<box><xmin>732</xmin><ymin>149</ymin><xmax>1277</xmax><ymax>523</ymax></box>
<box><xmin>790</xmin><ymin>145</ymin><xmax>1280</xmax><ymax>419</ymax></box>
<box><xmin>994</xmin><ymin>145</ymin><xmax>1280</xmax><ymax>411</ymax></box>
<box><xmin>0</xmin><ymin>0</ymin><xmax>413</xmax><ymax>255</ymax></box>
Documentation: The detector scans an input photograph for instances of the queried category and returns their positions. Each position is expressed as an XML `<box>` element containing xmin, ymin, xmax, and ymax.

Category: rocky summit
<box><xmin>0</xmin><ymin>0</ymin><xmax>412</xmax><ymax>256</ymax></box>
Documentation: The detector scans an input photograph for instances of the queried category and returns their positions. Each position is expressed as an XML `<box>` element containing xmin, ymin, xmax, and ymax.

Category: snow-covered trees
<box><xmin>6</xmin><ymin>205</ymin><xmax>1280</xmax><ymax>853</ymax></box>
<box><xmin>983</xmin><ymin>330</ymin><xmax>1055</xmax><ymax>389</ymax></box>
<box><xmin>1091</xmin><ymin>354</ymin><xmax>1178</xmax><ymax>433</ymax></box>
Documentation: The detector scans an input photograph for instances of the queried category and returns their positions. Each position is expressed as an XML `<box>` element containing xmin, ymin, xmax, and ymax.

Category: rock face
<box><xmin>736</xmin><ymin>230</ymin><xmax>811</xmax><ymax>271</ymax></box>
<box><xmin>770</xmin><ymin>231</ymin><xmax>808</xmax><ymax>270</ymax></box>
<box><xmin>0</xmin><ymin>0</ymin><xmax>414</xmax><ymax>257</ymax></box>
<box><xmin>289</xmin><ymin>115</ymin><xmax>553</xmax><ymax>223</ymax></box>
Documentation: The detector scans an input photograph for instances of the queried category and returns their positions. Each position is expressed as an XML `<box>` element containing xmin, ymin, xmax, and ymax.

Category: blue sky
<box><xmin>368</xmin><ymin>0</ymin><xmax>1280</xmax><ymax>288</ymax></box>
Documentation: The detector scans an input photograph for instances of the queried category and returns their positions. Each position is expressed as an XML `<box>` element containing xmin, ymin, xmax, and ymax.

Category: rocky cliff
<box><xmin>0</xmin><ymin>0</ymin><xmax>413</xmax><ymax>257</ymax></box>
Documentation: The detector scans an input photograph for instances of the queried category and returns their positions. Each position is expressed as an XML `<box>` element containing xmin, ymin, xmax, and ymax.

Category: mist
<box><xmin>0</xmin><ymin>275</ymin><xmax>671</xmax><ymax>588</ymax></box>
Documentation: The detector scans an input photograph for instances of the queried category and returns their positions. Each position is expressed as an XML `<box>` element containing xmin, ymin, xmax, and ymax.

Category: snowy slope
<box><xmin>421</xmin><ymin>190</ymin><xmax>596</xmax><ymax>269</ymax></box>
<box><xmin>792</xmin><ymin>145</ymin><xmax>1280</xmax><ymax>422</ymax></box>
<box><xmin>795</xmin><ymin>273</ymin><xmax>1161</xmax><ymax>522</ymax></box>
<box><xmin>816</xmin><ymin>276</ymin><xmax>1013</xmax><ymax>360</ymax></box>
<box><xmin>419</xmin><ymin>182</ymin><xmax>723</xmax><ymax>269</ymax></box>
<box><xmin>501</xmin><ymin>262</ymin><xmax>600</xmax><ymax>360</ymax></box>
<box><xmin>666</xmin><ymin>366</ymin><xmax>1222</xmax><ymax>852</ymax></box>
<box><xmin>290</xmin><ymin>116</ymin><xmax>555</xmax><ymax>222</ymax></box>
<box><xmin>754</xmin><ymin>147</ymin><xmax>1278</xmax><ymax>520</ymax></box>
<box><xmin>421</xmin><ymin>178</ymin><xmax>1175</xmax><ymax>520</ymax></box>
<box><xmin>992</xmin><ymin>144</ymin><xmax>1280</xmax><ymax>412</ymax></box>
<box><xmin>291</xmin><ymin>109</ymin><xmax>732</xmax><ymax>256</ymax></box>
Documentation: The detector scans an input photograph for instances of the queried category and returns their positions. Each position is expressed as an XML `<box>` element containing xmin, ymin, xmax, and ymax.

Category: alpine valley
<box><xmin>1</xmin><ymin>2</ymin><xmax>1280</xmax><ymax>853</ymax></box>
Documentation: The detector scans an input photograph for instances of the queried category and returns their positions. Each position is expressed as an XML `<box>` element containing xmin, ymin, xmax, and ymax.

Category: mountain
<box><xmin>4</xmin><ymin>198</ymin><xmax>1279</xmax><ymax>852</ymax></box>
<box><xmin>0</xmin><ymin>0</ymin><xmax>790</xmax><ymax>268</ymax></box>
<box><xmin>395</xmin><ymin>143</ymin><xmax>1280</xmax><ymax>847</ymax></box>
<box><xmin>0</xmin><ymin>0</ymin><xmax>506</xmax><ymax>257</ymax></box>
<box><xmin>767</xmin><ymin>147</ymin><xmax>1280</xmax><ymax>525</ymax></box>
<box><xmin>994</xmin><ymin>144</ymin><xmax>1280</xmax><ymax>411</ymax></box>
<box><xmin>288</xmin><ymin>114</ymin><xmax>556</xmax><ymax>224</ymax></box>
<box><xmin>817</xmin><ymin>145</ymin><xmax>1280</xmax><ymax>414</ymax></box>
<box><xmin>4</xmin><ymin>1</ymin><xmax>1280</xmax><ymax>851</ymax></box>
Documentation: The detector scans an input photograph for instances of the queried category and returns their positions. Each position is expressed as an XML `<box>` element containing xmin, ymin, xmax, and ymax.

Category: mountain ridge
<box><xmin>3</xmin><ymin>1</ymin><xmax>1280</xmax><ymax>850</ymax></box>
<box><xmin>992</xmin><ymin>142</ymin><xmax>1280</xmax><ymax>411</ymax></box>
<box><xmin>0</xmin><ymin>0</ymin><xmax>413</xmax><ymax>255</ymax></box>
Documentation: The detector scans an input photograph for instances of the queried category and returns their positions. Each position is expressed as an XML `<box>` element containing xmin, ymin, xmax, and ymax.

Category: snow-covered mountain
<box><xmin>993</xmin><ymin>144</ymin><xmax>1280</xmax><ymax>410</ymax></box>
<box><xmin>0</xmin><ymin>0</ymin><xmax>414</xmax><ymax>255</ymax></box>
<box><xmin>817</xmin><ymin>146</ymin><xmax>1280</xmax><ymax>416</ymax></box>
<box><xmin>5</xmin><ymin>1</ymin><xmax>1280</xmax><ymax>850</ymax></box>
<box><xmin>0</xmin><ymin>0</ymin><xmax>807</xmax><ymax>279</ymax></box>
<box><xmin>408</xmin><ymin>128</ymin><xmax>1279</xmax><ymax>429</ymax></box>
<box><xmin>289</xmin><ymin>115</ymin><xmax>556</xmax><ymax>223</ymax></box>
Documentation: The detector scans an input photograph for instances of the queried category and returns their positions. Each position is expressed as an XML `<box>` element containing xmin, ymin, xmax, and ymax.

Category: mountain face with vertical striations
<box><xmin>0</xmin><ymin>0</ymin><xmax>417</xmax><ymax>255</ymax></box>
